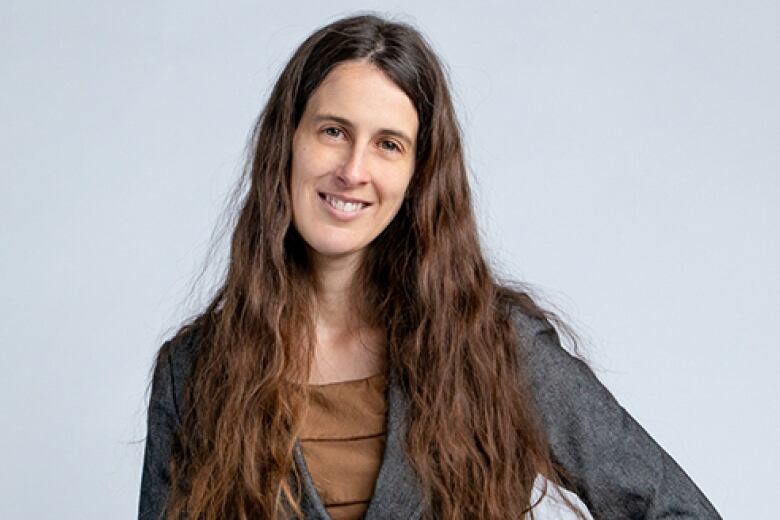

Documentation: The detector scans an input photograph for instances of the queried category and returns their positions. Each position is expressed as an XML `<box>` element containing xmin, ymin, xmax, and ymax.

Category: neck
<box><xmin>310</xmin><ymin>250</ymin><xmax>364</xmax><ymax>331</ymax></box>
<box><xmin>307</xmin><ymin>250</ymin><xmax>386</xmax><ymax>384</ymax></box>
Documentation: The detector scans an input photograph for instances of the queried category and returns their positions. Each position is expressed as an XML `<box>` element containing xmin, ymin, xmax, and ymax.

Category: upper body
<box><xmin>140</xmin><ymin>13</ymin><xmax>721</xmax><ymax>520</ymax></box>
<box><xmin>139</xmin><ymin>304</ymin><xmax>721</xmax><ymax>519</ymax></box>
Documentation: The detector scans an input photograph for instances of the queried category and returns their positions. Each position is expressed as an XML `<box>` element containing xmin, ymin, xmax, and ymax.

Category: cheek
<box><xmin>386</xmin><ymin>168</ymin><xmax>414</xmax><ymax>202</ymax></box>
<box><xmin>290</xmin><ymin>148</ymin><xmax>319</xmax><ymax>202</ymax></box>
<box><xmin>289</xmin><ymin>166</ymin><xmax>313</xmax><ymax>222</ymax></box>
<box><xmin>291</xmin><ymin>142</ymin><xmax>337</xmax><ymax>187</ymax></box>
<box><xmin>288</xmin><ymin>165</ymin><xmax>304</xmax><ymax>210</ymax></box>
<box><xmin>374</xmin><ymin>174</ymin><xmax>413</xmax><ymax>222</ymax></box>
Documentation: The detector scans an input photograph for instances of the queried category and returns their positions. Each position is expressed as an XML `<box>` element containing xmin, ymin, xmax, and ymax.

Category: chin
<box><xmin>306</xmin><ymin>241</ymin><xmax>366</xmax><ymax>259</ymax></box>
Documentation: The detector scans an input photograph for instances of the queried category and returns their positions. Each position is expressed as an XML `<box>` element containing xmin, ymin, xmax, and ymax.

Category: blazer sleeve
<box><xmin>138</xmin><ymin>336</ymin><xmax>190</xmax><ymax>520</ymax></box>
<box><xmin>514</xmin><ymin>311</ymin><xmax>722</xmax><ymax>519</ymax></box>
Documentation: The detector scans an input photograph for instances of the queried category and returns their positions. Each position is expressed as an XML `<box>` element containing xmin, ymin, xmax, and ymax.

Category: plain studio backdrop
<box><xmin>1</xmin><ymin>1</ymin><xmax>777</xmax><ymax>518</ymax></box>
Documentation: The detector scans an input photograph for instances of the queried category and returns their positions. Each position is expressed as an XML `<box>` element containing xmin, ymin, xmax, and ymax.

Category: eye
<box><xmin>379</xmin><ymin>139</ymin><xmax>401</xmax><ymax>153</ymax></box>
<box><xmin>322</xmin><ymin>126</ymin><xmax>344</xmax><ymax>139</ymax></box>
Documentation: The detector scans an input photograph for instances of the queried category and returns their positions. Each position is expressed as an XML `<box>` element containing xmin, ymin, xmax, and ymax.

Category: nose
<box><xmin>336</xmin><ymin>142</ymin><xmax>370</xmax><ymax>187</ymax></box>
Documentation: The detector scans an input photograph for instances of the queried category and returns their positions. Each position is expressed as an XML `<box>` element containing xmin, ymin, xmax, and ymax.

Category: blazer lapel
<box><xmin>363</xmin><ymin>369</ymin><xmax>424</xmax><ymax>519</ymax></box>
<box><xmin>291</xmin><ymin>442</ymin><xmax>331</xmax><ymax>519</ymax></box>
<box><xmin>292</xmin><ymin>369</ymin><xmax>425</xmax><ymax>519</ymax></box>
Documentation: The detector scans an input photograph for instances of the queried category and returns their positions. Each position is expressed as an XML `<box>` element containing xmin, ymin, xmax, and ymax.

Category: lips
<box><xmin>317</xmin><ymin>191</ymin><xmax>372</xmax><ymax>219</ymax></box>
<box><xmin>317</xmin><ymin>192</ymin><xmax>372</xmax><ymax>205</ymax></box>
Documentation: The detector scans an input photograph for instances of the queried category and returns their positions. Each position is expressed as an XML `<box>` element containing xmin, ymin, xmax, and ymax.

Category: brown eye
<box><xmin>323</xmin><ymin>127</ymin><xmax>344</xmax><ymax>139</ymax></box>
<box><xmin>379</xmin><ymin>140</ymin><xmax>401</xmax><ymax>153</ymax></box>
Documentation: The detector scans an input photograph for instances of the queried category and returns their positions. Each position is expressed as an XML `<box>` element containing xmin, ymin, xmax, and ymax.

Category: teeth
<box><xmin>325</xmin><ymin>194</ymin><xmax>366</xmax><ymax>213</ymax></box>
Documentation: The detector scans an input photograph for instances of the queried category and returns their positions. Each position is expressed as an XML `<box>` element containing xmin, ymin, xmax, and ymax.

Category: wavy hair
<box><xmin>156</xmin><ymin>13</ymin><xmax>587</xmax><ymax>519</ymax></box>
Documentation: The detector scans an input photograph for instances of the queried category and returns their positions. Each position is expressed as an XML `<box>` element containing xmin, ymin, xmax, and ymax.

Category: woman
<box><xmin>139</xmin><ymin>14</ymin><xmax>721</xmax><ymax>520</ymax></box>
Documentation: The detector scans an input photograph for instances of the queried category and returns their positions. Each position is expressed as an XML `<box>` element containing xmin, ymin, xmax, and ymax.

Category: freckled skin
<box><xmin>290</xmin><ymin>60</ymin><xmax>419</xmax><ymax>264</ymax></box>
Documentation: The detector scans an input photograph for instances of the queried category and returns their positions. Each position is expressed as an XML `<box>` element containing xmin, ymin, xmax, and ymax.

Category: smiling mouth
<box><xmin>318</xmin><ymin>192</ymin><xmax>372</xmax><ymax>213</ymax></box>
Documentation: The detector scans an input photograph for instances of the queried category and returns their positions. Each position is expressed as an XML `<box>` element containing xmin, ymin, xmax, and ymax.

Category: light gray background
<box><xmin>2</xmin><ymin>1</ymin><xmax>777</xmax><ymax>518</ymax></box>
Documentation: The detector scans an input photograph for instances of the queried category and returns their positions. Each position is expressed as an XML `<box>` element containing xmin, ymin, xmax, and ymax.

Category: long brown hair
<box><xmin>157</xmin><ymin>13</ymin><xmax>587</xmax><ymax>519</ymax></box>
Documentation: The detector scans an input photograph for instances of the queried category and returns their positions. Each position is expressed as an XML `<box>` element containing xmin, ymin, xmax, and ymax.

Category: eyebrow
<box><xmin>311</xmin><ymin>113</ymin><xmax>415</xmax><ymax>148</ymax></box>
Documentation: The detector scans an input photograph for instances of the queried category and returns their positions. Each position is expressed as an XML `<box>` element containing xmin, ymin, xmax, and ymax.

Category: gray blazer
<box><xmin>139</xmin><ymin>308</ymin><xmax>721</xmax><ymax>519</ymax></box>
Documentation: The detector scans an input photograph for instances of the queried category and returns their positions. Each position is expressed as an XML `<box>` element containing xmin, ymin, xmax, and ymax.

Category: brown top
<box><xmin>300</xmin><ymin>373</ymin><xmax>388</xmax><ymax>520</ymax></box>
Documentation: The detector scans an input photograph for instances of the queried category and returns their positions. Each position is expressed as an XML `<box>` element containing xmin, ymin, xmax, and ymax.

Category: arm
<box><xmin>138</xmin><ymin>342</ymin><xmax>184</xmax><ymax>520</ymax></box>
<box><xmin>515</xmin><ymin>312</ymin><xmax>721</xmax><ymax>519</ymax></box>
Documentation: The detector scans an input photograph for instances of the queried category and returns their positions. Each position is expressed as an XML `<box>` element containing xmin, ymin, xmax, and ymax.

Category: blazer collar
<box><xmin>292</xmin><ymin>369</ymin><xmax>425</xmax><ymax>519</ymax></box>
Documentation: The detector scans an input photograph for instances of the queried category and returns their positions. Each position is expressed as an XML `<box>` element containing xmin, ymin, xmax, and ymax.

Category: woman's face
<box><xmin>290</xmin><ymin>60</ymin><xmax>418</xmax><ymax>265</ymax></box>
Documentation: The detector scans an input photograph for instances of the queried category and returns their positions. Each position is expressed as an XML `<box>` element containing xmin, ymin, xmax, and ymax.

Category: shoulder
<box><xmin>504</xmin><ymin>297</ymin><xmax>577</xmax><ymax>374</ymax></box>
<box><xmin>505</xmin><ymin>298</ymin><xmax>599</xmax><ymax>415</ymax></box>
<box><xmin>150</xmin><ymin>324</ymin><xmax>202</xmax><ymax>424</ymax></box>
<box><xmin>159</xmin><ymin>325</ymin><xmax>200</xmax><ymax>379</ymax></box>
<box><xmin>506</xmin><ymin>300</ymin><xmax>555</xmax><ymax>345</ymax></box>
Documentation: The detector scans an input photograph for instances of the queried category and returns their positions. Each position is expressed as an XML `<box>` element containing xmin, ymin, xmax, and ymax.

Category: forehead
<box><xmin>303</xmin><ymin>61</ymin><xmax>419</xmax><ymax>138</ymax></box>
